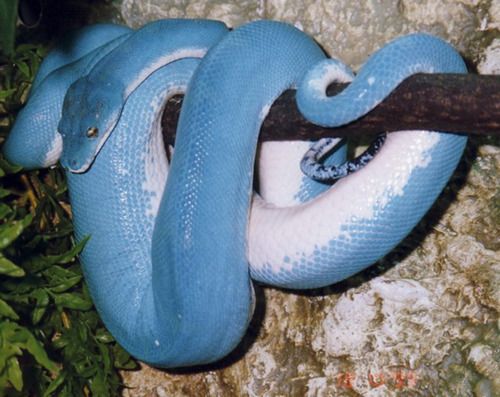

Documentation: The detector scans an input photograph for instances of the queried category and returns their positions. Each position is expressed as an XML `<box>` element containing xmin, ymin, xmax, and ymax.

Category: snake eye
<box><xmin>86</xmin><ymin>127</ymin><xmax>99</xmax><ymax>139</ymax></box>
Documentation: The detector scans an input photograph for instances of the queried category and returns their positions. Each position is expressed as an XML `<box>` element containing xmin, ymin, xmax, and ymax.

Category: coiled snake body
<box><xmin>4</xmin><ymin>20</ymin><xmax>467</xmax><ymax>367</ymax></box>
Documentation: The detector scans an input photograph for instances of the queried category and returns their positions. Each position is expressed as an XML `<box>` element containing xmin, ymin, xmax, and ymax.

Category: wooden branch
<box><xmin>161</xmin><ymin>73</ymin><xmax>499</xmax><ymax>144</ymax></box>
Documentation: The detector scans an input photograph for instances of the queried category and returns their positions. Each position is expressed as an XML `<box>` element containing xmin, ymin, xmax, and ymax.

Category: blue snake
<box><xmin>3</xmin><ymin>19</ymin><xmax>467</xmax><ymax>367</ymax></box>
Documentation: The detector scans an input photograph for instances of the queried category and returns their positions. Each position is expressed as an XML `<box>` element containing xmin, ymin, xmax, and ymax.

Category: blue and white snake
<box><xmin>3</xmin><ymin>19</ymin><xmax>467</xmax><ymax>367</ymax></box>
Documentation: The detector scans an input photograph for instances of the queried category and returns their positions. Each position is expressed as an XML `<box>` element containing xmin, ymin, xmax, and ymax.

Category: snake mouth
<box><xmin>60</xmin><ymin>138</ymin><xmax>98</xmax><ymax>173</ymax></box>
<box><xmin>60</xmin><ymin>155</ymin><xmax>93</xmax><ymax>173</ymax></box>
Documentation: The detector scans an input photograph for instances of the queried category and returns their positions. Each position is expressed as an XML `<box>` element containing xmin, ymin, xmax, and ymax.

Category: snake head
<box><xmin>58</xmin><ymin>76</ymin><xmax>122</xmax><ymax>173</ymax></box>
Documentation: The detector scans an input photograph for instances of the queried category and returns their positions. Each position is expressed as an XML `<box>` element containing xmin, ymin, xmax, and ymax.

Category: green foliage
<box><xmin>0</xmin><ymin>0</ymin><xmax>19</xmax><ymax>56</ymax></box>
<box><xmin>0</xmin><ymin>29</ymin><xmax>137</xmax><ymax>397</ymax></box>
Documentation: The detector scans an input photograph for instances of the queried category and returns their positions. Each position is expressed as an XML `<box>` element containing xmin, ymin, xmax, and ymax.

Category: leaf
<box><xmin>0</xmin><ymin>0</ymin><xmax>19</xmax><ymax>56</ymax></box>
<box><xmin>0</xmin><ymin>157</ymin><xmax>22</xmax><ymax>174</ymax></box>
<box><xmin>0</xmin><ymin>88</ymin><xmax>17</xmax><ymax>101</ymax></box>
<box><xmin>0</xmin><ymin>255</ymin><xmax>25</xmax><ymax>277</ymax></box>
<box><xmin>50</xmin><ymin>274</ymin><xmax>82</xmax><ymax>293</ymax></box>
<box><xmin>113</xmin><ymin>344</ymin><xmax>137</xmax><ymax>369</ymax></box>
<box><xmin>0</xmin><ymin>340</ymin><xmax>22</xmax><ymax>373</ymax></box>
<box><xmin>43</xmin><ymin>265</ymin><xmax>82</xmax><ymax>293</ymax></box>
<box><xmin>0</xmin><ymin>187</ymin><xmax>12</xmax><ymax>198</ymax></box>
<box><xmin>78</xmin><ymin>322</ymin><xmax>88</xmax><ymax>343</ymax></box>
<box><xmin>0</xmin><ymin>203</ymin><xmax>12</xmax><ymax>219</ymax></box>
<box><xmin>53</xmin><ymin>292</ymin><xmax>93</xmax><ymax>311</ymax></box>
<box><xmin>15</xmin><ymin>43</ymin><xmax>40</xmax><ymax>54</ymax></box>
<box><xmin>31</xmin><ymin>289</ymin><xmax>50</xmax><ymax>324</ymax></box>
<box><xmin>0</xmin><ymin>370</ymin><xmax>11</xmax><ymax>393</ymax></box>
<box><xmin>6</xmin><ymin>356</ymin><xmax>23</xmax><ymax>391</ymax></box>
<box><xmin>0</xmin><ymin>275</ymin><xmax>40</xmax><ymax>295</ymax></box>
<box><xmin>0</xmin><ymin>214</ymin><xmax>33</xmax><ymax>250</ymax></box>
<box><xmin>15</xmin><ymin>60</ymin><xmax>31</xmax><ymax>79</ymax></box>
<box><xmin>55</xmin><ymin>237</ymin><xmax>89</xmax><ymax>264</ymax></box>
<box><xmin>51</xmin><ymin>334</ymin><xmax>68</xmax><ymax>350</ymax></box>
<box><xmin>0</xmin><ymin>298</ymin><xmax>19</xmax><ymax>320</ymax></box>
<box><xmin>43</xmin><ymin>372</ymin><xmax>66</xmax><ymax>397</ymax></box>
<box><xmin>23</xmin><ymin>329</ymin><xmax>59</xmax><ymax>374</ymax></box>
<box><xmin>23</xmin><ymin>236</ymin><xmax>89</xmax><ymax>273</ymax></box>
<box><xmin>89</xmin><ymin>369</ymin><xmax>109</xmax><ymax>397</ymax></box>
<box><xmin>95</xmin><ymin>328</ymin><xmax>114</xmax><ymax>344</ymax></box>
<box><xmin>0</xmin><ymin>322</ymin><xmax>58</xmax><ymax>374</ymax></box>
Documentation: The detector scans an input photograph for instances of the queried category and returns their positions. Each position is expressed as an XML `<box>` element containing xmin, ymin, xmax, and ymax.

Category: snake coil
<box><xmin>3</xmin><ymin>19</ymin><xmax>467</xmax><ymax>367</ymax></box>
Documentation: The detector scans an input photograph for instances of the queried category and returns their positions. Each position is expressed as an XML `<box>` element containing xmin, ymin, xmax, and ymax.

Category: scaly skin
<box><xmin>3</xmin><ymin>20</ymin><xmax>467</xmax><ymax>367</ymax></box>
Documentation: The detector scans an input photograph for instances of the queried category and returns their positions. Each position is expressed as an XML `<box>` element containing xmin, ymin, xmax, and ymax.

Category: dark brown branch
<box><xmin>162</xmin><ymin>73</ymin><xmax>499</xmax><ymax>145</ymax></box>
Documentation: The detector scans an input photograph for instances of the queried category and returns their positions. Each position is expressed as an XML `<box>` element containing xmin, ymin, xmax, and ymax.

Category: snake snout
<box><xmin>59</xmin><ymin>126</ymin><xmax>99</xmax><ymax>173</ymax></box>
<box><xmin>59</xmin><ymin>82</ymin><xmax>122</xmax><ymax>173</ymax></box>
